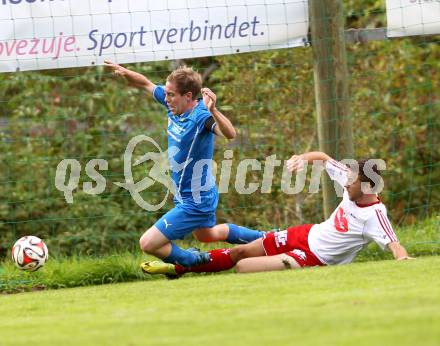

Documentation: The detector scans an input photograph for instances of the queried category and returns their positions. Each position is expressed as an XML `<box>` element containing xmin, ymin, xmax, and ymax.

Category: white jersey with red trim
<box><xmin>308</xmin><ymin>159</ymin><xmax>398</xmax><ymax>265</ymax></box>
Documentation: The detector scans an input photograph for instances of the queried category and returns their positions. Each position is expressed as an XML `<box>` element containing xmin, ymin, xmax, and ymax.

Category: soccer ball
<box><xmin>11</xmin><ymin>236</ymin><xmax>49</xmax><ymax>272</ymax></box>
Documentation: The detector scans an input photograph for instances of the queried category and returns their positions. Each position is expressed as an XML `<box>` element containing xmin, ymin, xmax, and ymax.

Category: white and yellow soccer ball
<box><xmin>11</xmin><ymin>236</ymin><xmax>49</xmax><ymax>272</ymax></box>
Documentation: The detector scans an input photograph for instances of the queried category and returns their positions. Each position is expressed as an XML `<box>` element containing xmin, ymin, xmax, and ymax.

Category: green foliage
<box><xmin>348</xmin><ymin>38</ymin><xmax>439</xmax><ymax>222</ymax></box>
<box><xmin>209</xmin><ymin>38</ymin><xmax>439</xmax><ymax>228</ymax></box>
<box><xmin>0</xmin><ymin>63</ymin><xmax>173</xmax><ymax>255</ymax></box>
<box><xmin>355</xmin><ymin>216</ymin><xmax>440</xmax><ymax>262</ymax></box>
<box><xmin>344</xmin><ymin>0</ymin><xmax>386</xmax><ymax>28</ymax></box>
<box><xmin>0</xmin><ymin>12</ymin><xmax>438</xmax><ymax>256</ymax></box>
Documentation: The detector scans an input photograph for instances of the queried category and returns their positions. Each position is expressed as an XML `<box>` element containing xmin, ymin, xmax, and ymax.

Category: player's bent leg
<box><xmin>229</xmin><ymin>238</ymin><xmax>266</xmax><ymax>263</ymax></box>
<box><xmin>192</xmin><ymin>224</ymin><xmax>229</xmax><ymax>242</ymax></box>
<box><xmin>153</xmin><ymin>239</ymin><xmax>266</xmax><ymax>277</ymax></box>
<box><xmin>226</xmin><ymin>224</ymin><xmax>264</xmax><ymax>244</ymax></box>
<box><xmin>193</xmin><ymin>224</ymin><xmax>264</xmax><ymax>244</ymax></box>
<box><xmin>139</xmin><ymin>226</ymin><xmax>171</xmax><ymax>258</ymax></box>
<box><xmin>140</xmin><ymin>245</ymin><xmax>210</xmax><ymax>273</ymax></box>
<box><xmin>140</xmin><ymin>225</ymin><xmax>210</xmax><ymax>267</ymax></box>
<box><xmin>235</xmin><ymin>254</ymin><xmax>300</xmax><ymax>273</ymax></box>
<box><xmin>156</xmin><ymin>239</ymin><xmax>266</xmax><ymax>277</ymax></box>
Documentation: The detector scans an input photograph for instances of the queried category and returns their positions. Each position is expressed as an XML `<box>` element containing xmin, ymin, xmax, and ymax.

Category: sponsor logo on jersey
<box><xmin>291</xmin><ymin>249</ymin><xmax>307</xmax><ymax>261</ymax></box>
<box><xmin>169</xmin><ymin>122</ymin><xmax>184</xmax><ymax>135</ymax></box>
<box><xmin>274</xmin><ymin>230</ymin><xmax>288</xmax><ymax>247</ymax></box>
<box><xmin>168</xmin><ymin>121</ymin><xmax>186</xmax><ymax>142</ymax></box>
<box><xmin>334</xmin><ymin>207</ymin><xmax>349</xmax><ymax>233</ymax></box>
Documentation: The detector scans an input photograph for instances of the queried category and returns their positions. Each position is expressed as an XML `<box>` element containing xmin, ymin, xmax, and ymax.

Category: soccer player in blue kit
<box><xmin>104</xmin><ymin>60</ymin><xmax>263</xmax><ymax>267</ymax></box>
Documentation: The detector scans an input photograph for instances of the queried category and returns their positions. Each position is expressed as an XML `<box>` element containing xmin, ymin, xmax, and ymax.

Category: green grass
<box><xmin>355</xmin><ymin>216</ymin><xmax>439</xmax><ymax>261</ymax></box>
<box><xmin>0</xmin><ymin>252</ymin><xmax>157</xmax><ymax>293</ymax></box>
<box><xmin>0</xmin><ymin>216</ymin><xmax>438</xmax><ymax>293</ymax></box>
<box><xmin>0</xmin><ymin>256</ymin><xmax>439</xmax><ymax>346</ymax></box>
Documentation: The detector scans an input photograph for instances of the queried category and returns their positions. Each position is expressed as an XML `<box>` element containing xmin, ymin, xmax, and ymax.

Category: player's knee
<box><xmin>139</xmin><ymin>234</ymin><xmax>154</xmax><ymax>254</ymax></box>
<box><xmin>230</xmin><ymin>245</ymin><xmax>250</xmax><ymax>262</ymax></box>
<box><xmin>193</xmin><ymin>225</ymin><xmax>228</xmax><ymax>243</ymax></box>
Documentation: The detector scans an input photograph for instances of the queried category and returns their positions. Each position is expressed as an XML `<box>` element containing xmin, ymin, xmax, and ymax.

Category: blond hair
<box><xmin>166</xmin><ymin>66</ymin><xmax>202</xmax><ymax>100</ymax></box>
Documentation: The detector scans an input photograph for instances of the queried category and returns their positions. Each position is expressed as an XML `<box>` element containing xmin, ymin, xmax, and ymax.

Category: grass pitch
<box><xmin>1</xmin><ymin>256</ymin><xmax>439</xmax><ymax>346</ymax></box>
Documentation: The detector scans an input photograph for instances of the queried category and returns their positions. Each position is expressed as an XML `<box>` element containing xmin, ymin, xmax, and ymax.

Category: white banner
<box><xmin>386</xmin><ymin>0</ymin><xmax>440</xmax><ymax>37</ymax></box>
<box><xmin>0</xmin><ymin>0</ymin><xmax>309</xmax><ymax>73</ymax></box>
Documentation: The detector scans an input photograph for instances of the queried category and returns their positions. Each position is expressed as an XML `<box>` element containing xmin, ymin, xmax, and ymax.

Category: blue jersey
<box><xmin>153</xmin><ymin>85</ymin><xmax>218</xmax><ymax>211</ymax></box>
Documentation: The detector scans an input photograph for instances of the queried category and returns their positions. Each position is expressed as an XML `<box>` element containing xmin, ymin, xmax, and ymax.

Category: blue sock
<box><xmin>226</xmin><ymin>224</ymin><xmax>264</xmax><ymax>244</ymax></box>
<box><xmin>163</xmin><ymin>243</ymin><xmax>198</xmax><ymax>267</ymax></box>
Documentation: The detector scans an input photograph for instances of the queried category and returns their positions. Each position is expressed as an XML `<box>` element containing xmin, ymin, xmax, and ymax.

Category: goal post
<box><xmin>309</xmin><ymin>0</ymin><xmax>354</xmax><ymax>218</ymax></box>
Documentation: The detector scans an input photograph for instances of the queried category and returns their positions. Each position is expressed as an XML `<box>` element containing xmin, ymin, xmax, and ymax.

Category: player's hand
<box><xmin>104</xmin><ymin>60</ymin><xmax>127</xmax><ymax>77</ymax></box>
<box><xmin>202</xmin><ymin>87</ymin><xmax>216</xmax><ymax>112</ymax></box>
<box><xmin>286</xmin><ymin>155</ymin><xmax>306</xmax><ymax>172</ymax></box>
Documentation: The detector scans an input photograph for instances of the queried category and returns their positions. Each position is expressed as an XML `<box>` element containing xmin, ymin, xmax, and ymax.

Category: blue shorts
<box><xmin>154</xmin><ymin>204</ymin><xmax>217</xmax><ymax>240</ymax></box>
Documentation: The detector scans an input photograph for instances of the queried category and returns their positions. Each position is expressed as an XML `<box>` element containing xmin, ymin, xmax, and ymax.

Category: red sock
<box><xmin>175</xmin><ymin>248</ymin><xmax>235</xmax><ymax>275</ymax></box>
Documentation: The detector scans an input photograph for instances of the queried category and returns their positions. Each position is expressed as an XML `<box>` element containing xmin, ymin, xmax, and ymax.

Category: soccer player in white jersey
<box><xmin>143</xmin><ymin>151</ymin><xmax>413</xmax><ymax>277</ymax></box>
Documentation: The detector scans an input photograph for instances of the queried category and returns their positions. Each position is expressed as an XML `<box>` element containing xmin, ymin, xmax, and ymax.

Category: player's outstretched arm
<box><xmin>387</xmin><ymin>242</ymin><xmax>415</xmax><ymax>260</ymax></box>
<box><xmin>286</xmin><ymin>151</ymin><xmax>332</xmax><ymax>172</ymax></box>
<box><xmin>104</xmin><ymin>60</ymin><xmax>156</xmax><ymax>94</ymax></box>
<box><xmin>202</xmin><ymin>87</ymin><xmax>236</xmax><ymax>139</ymax></box>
